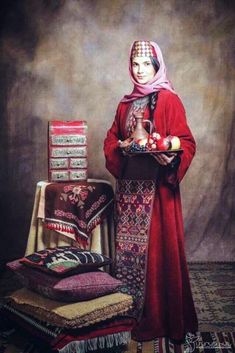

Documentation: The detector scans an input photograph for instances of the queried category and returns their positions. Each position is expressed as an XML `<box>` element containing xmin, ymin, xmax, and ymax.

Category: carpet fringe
<box><xmin>58</xmin><ymin>331</ymin><xmax>131</xmax><ymax>353</ymax></box>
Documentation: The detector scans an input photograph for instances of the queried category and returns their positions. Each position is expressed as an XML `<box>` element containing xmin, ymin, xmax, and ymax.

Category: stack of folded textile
<box><xmin>3</xmin><ymin>246</ymin><xmax>135</xmax><ymax>353</ymax></box>
<box><xmin>48</xmin><ymin>120</ymin><xmax>88</xmax><ymax>182</ymax></box>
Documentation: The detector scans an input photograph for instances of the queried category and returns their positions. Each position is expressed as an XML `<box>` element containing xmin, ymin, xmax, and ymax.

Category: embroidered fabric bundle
<box><xmin>44</xmin><ymin>181</ymin><xmax>114</xmax><ymax>246</ymax></box>
<box><xmin>48</xmin><ymin>120</ymin><xmax>88</xmax><ymax>182</ymax></box>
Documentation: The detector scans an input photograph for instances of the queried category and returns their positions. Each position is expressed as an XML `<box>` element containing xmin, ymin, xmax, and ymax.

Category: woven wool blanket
<box><xmin>7</xmin><ymin>288</ymin><xmax>133</xmax><ymax>329</ymax></box>
<box><xmin>44</xmin><ymin>181</ymin><xmax>114</xmax><ymax>246</ymax></box>
<box><xmin>1</xmin><ymin>303</ymin><xmax>135</xmax><ymax>352</ymax></box>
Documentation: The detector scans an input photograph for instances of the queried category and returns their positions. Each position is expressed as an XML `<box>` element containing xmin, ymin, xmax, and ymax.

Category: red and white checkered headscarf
<box><xmin>131</xmin><ymin>40</ymin><xmax>156</xmax><ymax>58</ymax></box>
<box><xmin>121</xmin><ymin>40</ymin><xmax>176</xmax><ymax>102</ymax></box>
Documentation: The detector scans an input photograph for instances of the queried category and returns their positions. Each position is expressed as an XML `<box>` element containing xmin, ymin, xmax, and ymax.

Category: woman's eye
<box><xmin>145</xmin><ymin>62</ymin><xmax>151</xmax><ymax>66</ymax></box>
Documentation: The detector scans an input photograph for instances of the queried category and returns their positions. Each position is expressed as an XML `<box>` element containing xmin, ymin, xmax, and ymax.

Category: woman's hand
<box><xmin>151</xmin><ymin>152</ymin><xmax>177</xmax><ymax>166</ymax></box>
<box><xmin>118</xmin><ymin>138</ymin><xmax>134</xmax><ymax>155</ymax></box>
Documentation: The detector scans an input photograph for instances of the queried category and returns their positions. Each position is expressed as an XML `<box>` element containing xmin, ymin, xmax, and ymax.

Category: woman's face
<box><xmin>132</xmin><ymin>56</ymin><xmax>156</xmax><ymax>84</ymax></box>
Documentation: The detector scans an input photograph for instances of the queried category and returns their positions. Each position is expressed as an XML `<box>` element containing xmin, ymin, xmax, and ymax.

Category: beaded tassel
<box><xmin>137</xmin><ymin>341</ymin><xmax>143</xmax><ymax>353</ymax></box>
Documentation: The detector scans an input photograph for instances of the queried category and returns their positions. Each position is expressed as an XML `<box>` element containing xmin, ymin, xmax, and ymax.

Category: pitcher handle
<box><xmin>143</xmin><ymin>119</ymin><xmax>153</xmax><ymax>134</ymax></box>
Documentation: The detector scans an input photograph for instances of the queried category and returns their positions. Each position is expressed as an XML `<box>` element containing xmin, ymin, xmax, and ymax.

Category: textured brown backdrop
<box><xmin>0</xmin><ymin>0</ymin><xmax>234</xmax><ymax>262</ymax></box>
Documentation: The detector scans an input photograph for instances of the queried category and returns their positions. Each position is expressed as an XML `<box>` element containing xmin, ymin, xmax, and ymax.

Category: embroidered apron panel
<box><xmin>114</xmin><ymin>179</ymin><xmax>156</xmax><ymax>319</ymax></box>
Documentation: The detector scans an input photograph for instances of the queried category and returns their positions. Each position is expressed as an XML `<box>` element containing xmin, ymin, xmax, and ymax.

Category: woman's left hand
<box><xmin>151</xmin><ymin>152</ymin><xmax>177</xmax><ymax>166</ymax></box>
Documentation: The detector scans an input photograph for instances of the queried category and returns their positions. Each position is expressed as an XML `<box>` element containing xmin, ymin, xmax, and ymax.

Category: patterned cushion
<box><xmin>7</xmin><ymin>288</ymin><xmax>133</xmax><ymax>328</ymax></box>
<box><xmin>7</xmin><ymin>259</ymin><xmax>122</xmax><ymax>302</ymax></box>
<box><xmin>19</xmin><ymin>246</ymin><xmax>112</xmax><ymax>276</ymax></box>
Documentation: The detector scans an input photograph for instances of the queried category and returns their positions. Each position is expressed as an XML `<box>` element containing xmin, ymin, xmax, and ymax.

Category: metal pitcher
<box><xmin>131</xmin><ymin>111</ymin><xmax>153</xmax><ymax>140</ymax></box>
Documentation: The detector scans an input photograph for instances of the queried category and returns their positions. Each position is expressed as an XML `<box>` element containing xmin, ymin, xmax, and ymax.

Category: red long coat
<box><xmin>104</xmin><ymin>90</ymin><xmax>198</xmax><ymax>341</ymax></box>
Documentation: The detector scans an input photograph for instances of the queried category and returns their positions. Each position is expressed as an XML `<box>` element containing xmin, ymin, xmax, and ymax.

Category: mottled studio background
<box><xmin>0</xmin><ymin>0</ymin><xmax>234</xmax><ymax>263</ymax></box>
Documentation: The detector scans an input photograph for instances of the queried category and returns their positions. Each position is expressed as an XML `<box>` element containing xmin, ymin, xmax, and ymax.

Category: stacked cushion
<box><xmin>7</xmin><ymin>259</ymin><xmax>122</xmax><ymax>302</ymax></box>
<box><xmin>7</xmin><ymin>287</ymin><xmax>133</xmax><ymax>328</ymax></box>
<box><xmin>5</xmin><ymin>246</ymin><xmax>133</xmax><ymax>353</ymax></box>
<box><xmin>19</xmin><ymin>246</ymin><xmax>112</xmax><ymax>276</ymax></box>
<box><xmin>1</xmin><ymin>303</ymin><xmax>135</xmax><ymax>353</ymax></box>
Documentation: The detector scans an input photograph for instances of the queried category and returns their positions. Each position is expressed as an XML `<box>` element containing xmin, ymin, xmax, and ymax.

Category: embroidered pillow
<box><xmin>7</xmin><ymin>259</ymin><xmax>122</xmax><ymax>302</ymax></box>
<box><xmin>19</xmin><ymin>246</ymin><xmax>112</xmax><ymax>276</ymax></box>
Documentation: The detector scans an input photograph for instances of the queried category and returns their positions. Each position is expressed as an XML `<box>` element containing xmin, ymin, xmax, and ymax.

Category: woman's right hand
<box><xmin>118</xmin><ymin>138</ymin><xmax>134</xmax><ymax>149</ymax></box>
<box><xmin>151</xmin><ymin>152</ymin><xmax>177</xmax><ymax>166</ymax></box>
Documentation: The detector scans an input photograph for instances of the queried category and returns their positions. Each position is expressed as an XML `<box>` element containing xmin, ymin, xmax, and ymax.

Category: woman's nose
<box><xmin>138</xmin><ymin>65</ymin><xmax>144</xmax><ymax>73</ymax></box>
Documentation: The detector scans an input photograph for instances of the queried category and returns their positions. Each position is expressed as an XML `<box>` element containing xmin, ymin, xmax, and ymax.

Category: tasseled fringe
<box><xmin>87</xmin><ymin>217</ymin><xmax>101</xmax><ymax>234</ymax></box>
<box><xmin>154</xmin><ymin>338</ymin><xmax>159</xmax><ymax>353</ymax></box>
<box><xmin>137</xmin><ymin>341</ymin><xmax>143</xmax><ymax>353</ymax></box>
<box><xmin>45</xmin><ymin>221</ymin><xmax>89</xmax><ymax>247</ymax></box>
<box><xmin>46</xmin><ymin>222</ymin><xmax>76</xmax><ymax>235</ymax></box>
<box><xmin>58</xmin><ymin>331</ymin><xmax>131</xmax><ymax>353</ymax></box>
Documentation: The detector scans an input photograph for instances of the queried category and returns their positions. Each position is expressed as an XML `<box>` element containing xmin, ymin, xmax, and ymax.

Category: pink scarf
<box><xmin>121</xmin><ymin>41</ymin><xmax>176</xmax><ymax>103</ymax></box>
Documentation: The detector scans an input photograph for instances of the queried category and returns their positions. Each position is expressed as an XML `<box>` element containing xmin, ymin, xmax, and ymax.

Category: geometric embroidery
<box><xmin>131</xmin><ymin>40</ymin><xmax>155</xmax><ymax>59</ymax></box>
<box><xmin>114</xmin><ymin>179</ymin><xmax>156</xmax><ymax>319</ymax></box>
<box><xmin>125</xmin><ymin>96</ymin><xmax>149</xmax><ymax>136</ymax></box>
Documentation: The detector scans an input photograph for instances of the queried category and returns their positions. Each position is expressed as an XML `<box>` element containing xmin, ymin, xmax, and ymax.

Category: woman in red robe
<box><xmin>103</xmin><ymin>41</ymin><xmax>198</xmax><ymax>347</ymax></box>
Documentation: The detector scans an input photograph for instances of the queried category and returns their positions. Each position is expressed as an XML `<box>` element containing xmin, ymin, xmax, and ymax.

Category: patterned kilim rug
<box><xmin>123</xmin><ymin>262</ymin><xmax>235</xmax><ymax>352</ymax></box>
<box><xmin>126</xmin><ymin>333</ymin><xmax>235</xmax><ymax>353</ymax></box>
<box><xmin>188</xmin><ymin>262</ymin><xmax>235</xmax><ymax>332</ymax></box>
<box><xmin>0</xmin><ymin>262</ymin><xmax>234</xmax><ymax>353</ymax></box>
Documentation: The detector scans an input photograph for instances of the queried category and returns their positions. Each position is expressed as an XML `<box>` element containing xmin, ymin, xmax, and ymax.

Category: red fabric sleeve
<box><xmin>165</xmin><ymin>93</ymin><xmax>196</xmax><ymax>187</ymax></box>
<box><xmin>103</xmin><ymin>104</ymin><xmax>125</xmax><ymax>178</ymax></box>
